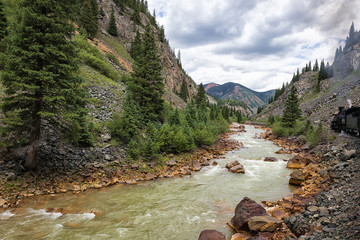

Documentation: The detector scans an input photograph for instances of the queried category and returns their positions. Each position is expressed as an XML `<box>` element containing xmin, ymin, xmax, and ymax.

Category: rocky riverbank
<box><xmin>216</xmin><ymin>127</ymin><xmax>360</xmax><ymax>240</ymax></box>
<box><xmin>0</xmin><ymin>130</ymin><xmax>241</xmax><ymax>211</ymax></box>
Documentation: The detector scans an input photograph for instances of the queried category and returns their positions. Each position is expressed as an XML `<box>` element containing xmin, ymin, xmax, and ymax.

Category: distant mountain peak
<box><xmin>204</xmin><ymin>82</ymin><xmax>275</xmax><ymax>109</ymax></box>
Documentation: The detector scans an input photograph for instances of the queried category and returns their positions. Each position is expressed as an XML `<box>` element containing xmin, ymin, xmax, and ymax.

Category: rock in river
<box><xmin>264</xmin><ymin>157</ymin><xmax>277</xmax><ymax>162</ymax></box>
<box><xmin>229</xmin><ymin>165</ymin><xmax>245</xmax><ymax>174</ymax></box>
<box><xmin>225</xmin><ymin>160</ymin><xmax>240</xmax><ymax>169</ymax></box>
<box><xmin>198</xmin><ymin>230</ymin><xmax>226</xmax><ymax>240</ymax></box>
<box><xmin>289</xmin><ymin>169</ymin><xmax>305</xmax><ymax>186</ymax></box>
<box><xmin>231</xmin><ymin>197</ymin><xmax>267</xmax><ymax>231</ymax></box>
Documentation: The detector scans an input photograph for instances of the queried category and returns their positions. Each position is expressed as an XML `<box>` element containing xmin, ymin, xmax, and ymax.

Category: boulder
<box><xmin>166</xmin><ymin>159</ymin><xmax>177</xmax><ymax>166</ymax></box>
<box><xmin>230</xmin><ymin>164</ymin><xmax>245</xmax><ymax>174</ymax></box>
<box><xmin>275</xmin><ymin>148</ymin><xmax>286</xmax><ymax>154</ymax></box>
<box><xmin>247</xmin><ymin>215</ymin><xmax>282</xmax><ymax>232</ymax></box>
<box><xmin>230</xmin><ymin>233</ymin><xmax>250</xmax><ymax>240</ymax></box>
<box><xmin>286</xmin><ymin>156</ymin><xmax>309</xmax><ymax>169</ymax></box>
<box><xmin>191</xmin><ymin>162</ymin><xmax>202</xmax><ymax>171</ymax></box>
<box><xmin>181</xmin><ymin>168</ymin><xmax>192</xmax><ymax>175</ymax></box>
<box><xmin>0</xmin><ymin>198</ymin><xmax>6</xmax><ymax>207</ymax></box>
<box><xmin>226</xmin><ymin>160</ymin><xmax>240</xmax><ymax>169</ymax></box>
<box><xmin>231</xmin><ymin>197</ymin><xmax>267</xmax><ymax>231</ymax></box>
<box><xmin>198</xmin><ymin>230</ymin><xmax>226</xmax><ymax>240</ymax></box>
<box><xmin>264</xmin><ymin>157</ymin><xmax>277</xmax><ymax>162</ymax></box>
<box><xmin>269</xmin><ymin>207</ymin><xmax>289</xmax><ymax>220</ymax></box>
<box><xmin>289</xmin><ymin>170</ymin><xmax>305</xmax><ymax>186</ymax></box>
<box><xmin>212</xmin><ymin>161</ymin><xmax>218</xmax><ymax>166</ymax></box>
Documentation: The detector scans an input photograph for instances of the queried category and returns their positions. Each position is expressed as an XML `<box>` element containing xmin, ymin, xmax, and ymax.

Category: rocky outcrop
<box><xmin>198</xmin><ymin>230</ymin><xmax>226</xmax><ymax>240</ymax></box>
<box><xmin>247</xmin><ymin>215</ymin><xmax>282</xmax><ymax>232</ymax></box>
<box><xmin>231</xmin><ymin>197</ymin><xmax>267</xmax><ymax>231</ymax></box>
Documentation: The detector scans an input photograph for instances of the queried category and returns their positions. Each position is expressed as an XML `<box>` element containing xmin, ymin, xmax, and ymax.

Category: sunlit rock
<box><xmin>247</xmin><ymin>215</ymin><xmax>282</xmax><ymax>232</ymax></box>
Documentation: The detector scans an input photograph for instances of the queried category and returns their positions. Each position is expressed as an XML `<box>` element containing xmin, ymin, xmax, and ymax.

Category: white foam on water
<box><xmin>203</xmin><ymin>165</ymin><xmax>223</xmax><ymax>176</ymax></box>
<box><xmin>117</xmin><ymin>228</ymin><xmax>129</xmax><ymax>237</ymax></box>
<box><xmin>145</xmin><ymin>213</ymin><xmax>151</xmax><ymax>217</ymax></box>
<box><xmin>66</xmin><ymin>212</ymin><xmax>96</xmax><ymax>221</ymax></box>
<box><xmin>0</xmin><ymin>211</ymin><xmax>15</xmax><ymax>220</ymax></box>
<box><xmin>205</xmin><ymin>218</ymin><xmax>216</xmax><ymax>223</ymax></box>
<box><xmin>27</xmin><ymin>209</ymin><xmax>62</xmax><ymax>219</ymax></box>
<box><xmin>186</xmin><ymin>215</ymin><xmax>200</xmax><ymax>224</ymax></box>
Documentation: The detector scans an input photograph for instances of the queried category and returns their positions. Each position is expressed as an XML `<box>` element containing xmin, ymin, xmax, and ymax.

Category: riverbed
<box><xmin>0</xmin><ymin>125</ymin><xmax>295</xmax><ymax>240</ymax></box>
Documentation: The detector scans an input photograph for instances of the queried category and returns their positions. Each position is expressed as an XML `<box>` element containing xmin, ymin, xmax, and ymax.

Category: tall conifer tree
<box><xmin>1</xmin><ymin>0</ymin><xmax>87</xmax><ymax>169</ymax></box>
<box><xmin>107</xmin><ymin>7</ymin><xmax>118</xmax><ymax>36</ymax></box>
<box><xmin>129</xmin><ymin>23</ymin><xmax>164</xmax><ymax>122</ymax></box>
<box><xmin>130</xmin><ymin>30</ymin><xmax>142</xmax><ymax>60</ymax></box>
<box><xmin>79</xmin><ymin>0</ymin><xmax>98</xmax><ymax>38</ymax></box>
<box><xmin>179</xmin><ymin>79</ymin><xmax>189</xmax><ymax>102</ymax></box>
<box><xmin>0</xmin><ymin>1</ymin><xmax>7</xmax><ymax>41</ymax></box>
<box><xmin>282</xmin><ymin>86</ymin><xmax>301</xmax><ymax>127</ymax></box>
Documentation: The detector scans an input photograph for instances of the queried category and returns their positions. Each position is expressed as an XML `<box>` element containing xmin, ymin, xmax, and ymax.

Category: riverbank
<box><xmin>0</xmin><ymin>127</ymin><xmax>241</xmax><ymax>211</ymax></box>
<box><xmin>225</xmin><ymin>126</ymin><xmax>360</xmax><ymax>240</ymax></box>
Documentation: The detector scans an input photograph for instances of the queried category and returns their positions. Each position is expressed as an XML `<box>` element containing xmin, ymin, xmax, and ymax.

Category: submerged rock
<box><xmin>264</xmin><ymin>157</ymin><xmax>277</xmax><ymax>162</ymax></box>
<box><xmin>198</xmin><ymin>230</ymin><xmax>226</xmax><ymax>240</ymax></box>
<box><xmin>231</xmin><ymin>197</ymin><xmax>267</xmax><ymax>231</ymax></box>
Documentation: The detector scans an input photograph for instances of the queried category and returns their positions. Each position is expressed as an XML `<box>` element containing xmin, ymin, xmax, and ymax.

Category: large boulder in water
<box><xmin>225</xmin><ymin>160</ymin><xmax>240</xmax><ymax>169</ymax></box>
<box><xmin>229</xmin><ymin>164</ymin><xmax>245</xmax><ymax>174</ymax></box>
<box><xmin>231</xmin><ymin>197</ymin><xmax>267</xmax><ymax>231</ymax></box>
<box><xmin>198</xmin><ymin>230</ymin><xmax>226</xmax><ymax>240</ymax></box>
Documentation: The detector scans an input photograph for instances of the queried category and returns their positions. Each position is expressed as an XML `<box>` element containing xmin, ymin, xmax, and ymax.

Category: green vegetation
<box><xmin>1</xmin><ymin>0</ymin><xmax>92</xmax><ymax>169</ymax></box>
<box><xmin>282</xmin><ymin>85</ymin><xmax>301</xmax><ymax>127</ymax></box>
<box><xmin>179</xmin><ymin>79</ymin><xmax>189</xmax><ymax>102</ymax></box>
<box><xmin>101</xmin><ymin>35</ymin><xmax>134</xmax><ymax>64</ymax></box>
<box><xmin>107</xmin><ymin>7</ymin><xmax>118</xmax><ymax>36</ymax></box>
<box><xmin>79</xmin><ymin>0</ymin><xmax>98</xmax><ymax>38</ymax></box>
<box><xmin>74</xmin><ymin>34</ymin><xmax>122</xmax><ymax>82</ymax></box>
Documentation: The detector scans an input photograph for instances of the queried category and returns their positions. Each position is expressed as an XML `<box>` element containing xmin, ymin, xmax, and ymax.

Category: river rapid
<box><xmin>0</xmin><ymin>125</ymin><xmax>295</xmax><ymax>240</ymax></box>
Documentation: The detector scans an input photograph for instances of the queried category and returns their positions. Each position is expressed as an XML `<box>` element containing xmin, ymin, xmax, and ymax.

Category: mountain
<box><xmin>257</xmin><ymin>23</ymin><xmax>360</xmax><ymax>128</ymax></box>
<box><xmin>204</xmin><ymin>82</ymin><xmax>275</xmax><ymax>108</ymax></box>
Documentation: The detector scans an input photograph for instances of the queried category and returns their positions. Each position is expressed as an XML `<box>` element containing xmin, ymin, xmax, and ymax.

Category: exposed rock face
<box><xmin>247</xmin><ymin>215</ymin><xmax>282</xmax><ymax>232</ymax></box>
<box><xmin>198</xmin><ymin>230</ymin><xmax>226</xmax><ymax>240</ymax></box>
<box><xmin>231</xmin><ymin>197</ymin><xmax>267</xmax><ymax>231</ymax></box>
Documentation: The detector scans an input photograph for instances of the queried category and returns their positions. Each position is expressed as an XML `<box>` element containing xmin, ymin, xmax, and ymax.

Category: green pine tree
<box><xmin>131</xmin><ymin>7</ymin><xmax>142</xmax><ymax>25</ymax></box>
<box><xmin>107</xmin><ymin>7</ymin><xmax>118</xmax><ymax>36</ymax></box>
<box><xmin>129</xmin><ymin>23</ymin><xmax>164</xmax><ymax>123</ymax></box>
<box><xmin>313</xmin><ymin>59</ymin><xmax>319</xmax><ymax>71</ymax></box>
<box><xmin>1</xmin><ymin>0</ymin><xmax>87</xmax><ymax>169</ymax></box>
<box><xmin>79</xmin><ymin>0</ymin><xmax>98</xmax><ymax>38</ymax></box>
<box><xmin>196</xmin><ymin>83</ymin><xmax>206</xmax><ymax>107</ymax></box>
<box><xmin>130</xmin><ymin>30</ymin><xmax>142</xmax><ymax>61</ymax></box>
<box><xmin>0</xmin><ymin>1</ymin><xmax>7</xmax><ymax>41</ymax></box>
<box><xmin>282</xmin><ymin>85</ymin><xmax>301</xmax><ymax>127</ymax></box>
<box><xmin>179</xmin><ymin>79</ymin><xmax>189</xmax><ymax>102</ymax></box>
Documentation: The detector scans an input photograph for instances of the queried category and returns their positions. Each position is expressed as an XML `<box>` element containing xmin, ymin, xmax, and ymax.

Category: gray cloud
<box><xmin>148</xmin><ymin>0</ymin><xmax>360</xmax><ymax>91</ymax></box>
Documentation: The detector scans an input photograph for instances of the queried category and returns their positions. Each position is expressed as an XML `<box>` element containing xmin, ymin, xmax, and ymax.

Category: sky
<box><xmin>147</xmin><ymin>0</ymin><xmax>360</xmax><ymax>92</ymax></box>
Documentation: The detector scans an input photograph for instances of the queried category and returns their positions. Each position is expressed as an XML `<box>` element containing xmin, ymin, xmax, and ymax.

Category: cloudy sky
<box><xmin>147</xmin><ymin>0</ymin><xmax>360</xmax><ymax>92</ymax></box>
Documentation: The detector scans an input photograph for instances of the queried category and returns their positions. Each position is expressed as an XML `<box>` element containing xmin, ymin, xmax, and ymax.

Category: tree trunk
<box><xmin>24</xmin><ymin>100</ymin><xmax>41</xmax><ymax>170</ymax></box>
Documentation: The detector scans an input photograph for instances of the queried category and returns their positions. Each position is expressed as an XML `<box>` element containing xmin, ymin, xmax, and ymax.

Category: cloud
<box><xmin>147</xmin><ymin>0</ymin><xmax>360</xmax><ymax>91</ymax></box>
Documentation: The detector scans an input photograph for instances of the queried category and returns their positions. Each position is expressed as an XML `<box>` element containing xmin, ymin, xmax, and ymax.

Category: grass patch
<box><xmin>101</xmin><ymin>35</ymin><xmax>134</xmax><ymax>64</ymax></box>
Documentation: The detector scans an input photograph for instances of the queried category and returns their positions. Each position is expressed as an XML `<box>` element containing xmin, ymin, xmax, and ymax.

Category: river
<box><xmin>0</xmin><ymin>125</ymin><xmax>295</xmax><ymax>240</ymax></box>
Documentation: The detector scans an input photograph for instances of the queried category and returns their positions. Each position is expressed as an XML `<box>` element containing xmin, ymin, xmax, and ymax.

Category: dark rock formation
<box><xmin>198</xmin><ymin>230</ymin><xmax>226</xmax><ymax>240</ymax></box>
<box><xmin>231</xmin><ymin>197</ymin><xmax>267</xmax><ymax>231</ymax></box>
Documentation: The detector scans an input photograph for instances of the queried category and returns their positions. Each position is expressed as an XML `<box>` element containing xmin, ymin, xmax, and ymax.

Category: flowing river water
<box><xmin>0</xmin><ymin>125</ymin><xmax>296</xmax><ymax>240</ymax></box>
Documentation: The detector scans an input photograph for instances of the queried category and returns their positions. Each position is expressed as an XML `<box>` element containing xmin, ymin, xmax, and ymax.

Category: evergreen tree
<box><xmin>179</xmin><ymin>79</ymin><xmax>189</xmax><ymax>102</ymax></box>
<box><xmin>130</xmin><ymin>30</ymin><xmax>142</xmax><ymax>61</ymax></box>
<box><xmin>169</xmin><ymin>108</ymin><xmax>181</xmax><ymax>126</ymax></box>
<box><xmin>79</xmin><ymin>0</ymin><xmax>98</xmax><ymax>38</ymax></box>
<box><xmin>196</xmin><ymin>83</ymin><xmax>206</xmax><ymax>107</ymax></box>
<box><xmin>346</xmin><ymin>22</ymin><xmax>355</xmax><ymax>49</ymax></box>
<box><xmin>308</xmin><ymin>61</ymin><xmax>311</xmax><ymax>71</ymax></box>
<box><xmin>131</xmin><ymin>8</ymin><xmax>142</xmax><ymax>25</ymax></box>
<box><xmin>313</xmin><ymin>59</ymin><xmax>319</xmax><ymax>71</ymax></box>
<box><xmin>159</xmin><ymin>25</ymin><xmax>165</xmax><ymax>42</ymax></box>
<box><xmin>0</xmin><ymin>1</ymin><xmax>7</xmax><ymax>41</ymax></box>
<box><xmin>282</xmin><ymin>86</ymin><xmax>301</xmax><ymax>127</ymax></box>
<box><xmin>129</xmin><ymin>23</ymin><xmax>164</xmax><ymax>122</ymax></box>
<box><xmin>318</xmin><ymin>59</ymin><xmax>327</xmax><ymax>81</ymax></box>
<box><xmin>1</xmin><ymin>0</ymin><xmax>87</xmax><ymax>169</ymax></box>
<box><xmin>108</xmin><ymin>92</ymin><xmax>142</xmax><ymax>143</ymax></box>
<box><xmin>107</xmin><ymin>7</ymin><xmax>118</xmax><ymax>36</ymax></box>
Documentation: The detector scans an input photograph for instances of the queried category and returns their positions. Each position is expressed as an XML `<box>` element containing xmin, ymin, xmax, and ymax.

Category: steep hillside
<box><xmin>95</xmin><ymin>0</ymin><xmax>198</xmax><ymax>108</ymax></box>
<box><xmin>204</xmin><ymin>82</ymin><xmax>275</xmax><ymax>109</ymax></box>
<box><xmin>258</xmin><ymin>27</ymin><xmax>360</xmax><ymax>128</ymax></box>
